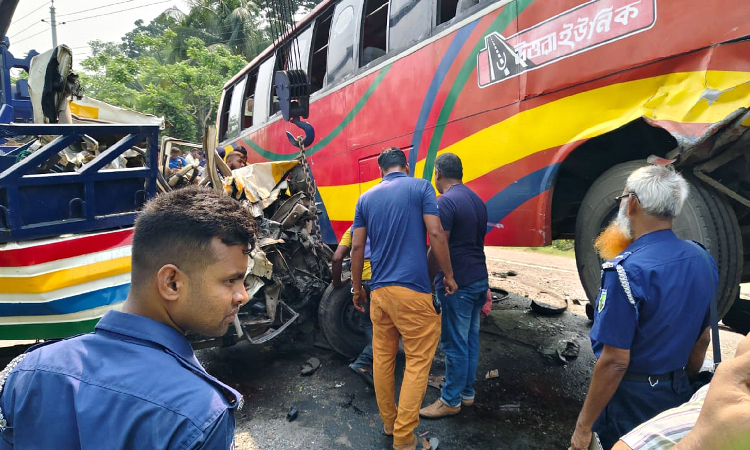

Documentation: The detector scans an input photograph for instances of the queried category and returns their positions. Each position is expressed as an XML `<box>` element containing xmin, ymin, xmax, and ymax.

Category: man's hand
<box><xmin>443</xmin><ymin>275</ymin><xmax>458</xmax><ymax>295</ymax></box>
<box><xmin>352</xmin><ymin>287</ymin><xmax>367</xmax><ymax>313</ymax></box>
<box><xmin>570</xmin><ymin>426</ymin><xmax>592</xmax><ymax>450</ymax></box>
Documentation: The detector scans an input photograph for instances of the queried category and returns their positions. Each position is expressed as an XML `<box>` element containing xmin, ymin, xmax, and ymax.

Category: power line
<box><xmin>10</xmin><ymin>1</ymin><xmax>51</xmax><ymax>25</ymax></box>
<box><xmin>63</xmin><ymin>0</ymin><xmax>175</xmax><ymax>24</ymax></box>
<box><xmin>9</xmin><ymin>20</ymin><xmax>45</xmax><ymax>39</ymax></box>
<box><xmin>12</xmin><ymin>28</ymin><xmax>48</xmax><ymax>45</ymax></box>
<box><xmin>57</xmin><ymin>0</ymin><xmax>139</xmax><ymax>17</ymax></box>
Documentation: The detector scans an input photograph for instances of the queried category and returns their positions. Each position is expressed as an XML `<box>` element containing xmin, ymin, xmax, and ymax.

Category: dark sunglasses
<box><xmin>615</xmin><ymin>192</ymin><xmax>638</xmax><ymax>204</ymax></box>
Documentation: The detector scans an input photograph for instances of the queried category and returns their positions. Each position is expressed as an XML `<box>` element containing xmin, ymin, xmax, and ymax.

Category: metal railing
<box><xmin>0</xmin><ymin>123</ymin><xmax>159</xmax><ymax>242</ymax></box>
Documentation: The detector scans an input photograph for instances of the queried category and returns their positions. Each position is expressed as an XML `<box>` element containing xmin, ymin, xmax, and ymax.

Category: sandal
<box><xmin>300</xmin><ymin>357</ymin><xmax>321</xmax><ymax>376</ymax></box>
<box><xmin>349</xmin><ymin>364</ymin><xmax>374</xmax><ymax>387</ymax></box>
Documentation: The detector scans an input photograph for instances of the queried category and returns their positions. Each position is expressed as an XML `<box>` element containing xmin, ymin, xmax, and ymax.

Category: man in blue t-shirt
<box><xmin>419</xmin><ymin>153</ymin><xmax>489</xmax><ymax>420</ymax></box>
<box><xmin>168</xmin><ymin>147</ymin><xmax>187</xmax><ymax>172</ymax></box>
<box><xmin>570</xmin><ymin>165</ymin><xmax>718</xmax><ymax>450</ymax></box>
<box><xmin>351</xmin><ymin>147</ymin><xmax>456</xmax><ymax>450</ymax></box>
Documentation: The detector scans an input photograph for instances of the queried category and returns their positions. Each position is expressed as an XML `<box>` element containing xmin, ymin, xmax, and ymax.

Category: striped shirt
<box><xmin>620</xmin><ymin>385</ymin><xmax>709</xmax><ymax>450</ymax></box>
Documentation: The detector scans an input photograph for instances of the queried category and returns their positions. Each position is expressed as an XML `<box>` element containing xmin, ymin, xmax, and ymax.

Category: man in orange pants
<box><xmin>351</xmin><ymin>148</ymin><xmax>457</xmax><ymax>450</ymax></box>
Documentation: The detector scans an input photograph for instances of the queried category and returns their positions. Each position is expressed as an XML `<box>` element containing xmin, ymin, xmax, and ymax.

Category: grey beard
<box><xmin>615</xmin><ymin>202</ymin><xmax>633</xmax><ymax>240</ymax></box>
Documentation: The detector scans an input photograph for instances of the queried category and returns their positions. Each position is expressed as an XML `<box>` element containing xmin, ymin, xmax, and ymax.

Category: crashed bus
<box><xmin>217</xmin><ymin>0</ymin><xmax>750</xmax><ymax>335</ymax></box>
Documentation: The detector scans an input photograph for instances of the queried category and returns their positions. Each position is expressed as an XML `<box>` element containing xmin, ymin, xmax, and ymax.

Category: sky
<box><xmin>5</xmin><ymin>0</ymin><xmax>190</xmax><ymax>69</ymax></box>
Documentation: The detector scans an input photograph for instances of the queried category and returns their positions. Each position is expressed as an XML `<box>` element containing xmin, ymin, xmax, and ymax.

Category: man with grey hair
<box><xmin>570</xmin><ymin>165</ymin><xmax>718</xmax><ymax>450</ymax></box>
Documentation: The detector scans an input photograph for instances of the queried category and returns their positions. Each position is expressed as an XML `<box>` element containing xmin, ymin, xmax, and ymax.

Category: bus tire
<box><xmin>575</xmin><ymin>160</ymin><xmax>741</xmax><ymax>319</ymax></box>
<box><xmin>318</xmin><ymin>280</ymin><xmax>368</xmax><ymax>359</ymax></box>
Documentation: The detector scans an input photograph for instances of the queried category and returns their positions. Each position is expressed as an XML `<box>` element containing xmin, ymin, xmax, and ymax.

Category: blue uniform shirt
<box><xmin>353</xmin><ymin>171</ymin><xmax>439</xmax><ymax>293</ymax></box>
<box><xmin>0</xmin><ymin>310</ymin><xmax>241</xmax><ymax>450</ymax></box>
<box><xmin>590</xmin><ymin>230</ymin><xmax>717</xmax><ymax>374</ymax></box>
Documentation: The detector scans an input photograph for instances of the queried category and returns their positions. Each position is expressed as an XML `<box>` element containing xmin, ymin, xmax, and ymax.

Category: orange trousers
<box><xmin>370</xmin><ymin>286</ymin><xmax>441</xmax><ymax>448</ymax></box>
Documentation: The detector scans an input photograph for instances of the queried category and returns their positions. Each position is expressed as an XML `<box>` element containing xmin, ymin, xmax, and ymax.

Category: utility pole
<box><xmin>49</xmin><ymin>0</ymin><xmax>58</xmax><ymax>48</ymax></box>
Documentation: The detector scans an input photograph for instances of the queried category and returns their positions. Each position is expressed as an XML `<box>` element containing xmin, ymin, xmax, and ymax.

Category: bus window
<box><xmin>255</xmin><ymin>57</ymin><xmax>276</xmax><ymax>124</ymax></box>
<box><xmin>270</xmin><ymin>26</ymin><xmax>313</xmax><ymax>116</ymax></box>
<box><xmin>226</xmin><ymin>77</ymin><xmax>247</xmax><ymax>140</ymax></box>
<box><xmin>310</xmin><ymin>7</ymin><xmax>333</xmax><ymax>93</ymax></box>
<box><xmin>242</xmin><ymin>70</ymin><xmax>258</xmax><ymax>130</ymax></box>
<box><xmin>326</xmin><ymin>0</ymin><xmax>363</xmax><ymax>85</ymax></box>
<box><xmin>360</xmin><ymin>0</ymin><xmax>390</xmax><ymax>66</ymax></box>
<box><xmin>287</xmin><ymin>26</ymin><xmax>313</xmax><ymax>71</ymax></box>
<box><xmin>389</xmin><ymin>0</ymin><xmax>431</xmax><ymax>52</ymax></box>
<box><xmin>437</xmin><ymin>0</ymin><xmax>458</xmax><ymax>25</ymax></box>
<box><xmin>218</xmin><ymin>87</ymin><xmax>233</xmax><ymax>141</ymax></box>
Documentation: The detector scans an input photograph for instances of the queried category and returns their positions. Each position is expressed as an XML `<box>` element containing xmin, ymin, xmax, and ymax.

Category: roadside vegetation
<box><xmin>522</xmin><ymin>239</ymin><xmax>575</xmax><ymax>258</ymax></box>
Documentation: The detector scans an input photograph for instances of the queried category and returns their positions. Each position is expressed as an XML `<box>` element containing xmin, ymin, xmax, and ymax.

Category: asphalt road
<box><xmin>197</xmin><ymin>292</ymin><xmax>596</xmax><ymax>450</ymax></box>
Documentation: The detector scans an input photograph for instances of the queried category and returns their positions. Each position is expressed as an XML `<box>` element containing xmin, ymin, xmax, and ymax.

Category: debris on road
<box><xmin>300</xmin><ymin>357</ymin><xmax>321</xmax><ymax>376</ymax></box>
<box><xmin>339</xmin><ymin>393</ymin><xmax>365</xmax><ymax>415</ymax></box>
<box><xmin>286</xmin><ymin>405</ymin><xmax>298</xmax><ymax>422</ymax></box>
<box><xmin>484</xmin><ymin>369</ymin><xmax>499</xmax><ymax>380</ymax></box>
<box><xmin>497</xmin><ymin>403</ymin><xmax>521</xmax><ymax>413</ymax></box>
<box><xmin>491</xmin><ymin>270</ymin><xmax>518</xmax><ymax>278</ymax></box>
<box><xmin>530</xmin><ymin>291</ymin><xmax>568</xmax><ymax>315</ymax></box>
<box><xmin>427</xmin><ymin>375</ymin><xmax>445</xmax><ymax>390</ymax></box>
<box><xmin>538</xmin><ymin>340</ymin><xmax>581</xmax><ymax>365</ymax></box>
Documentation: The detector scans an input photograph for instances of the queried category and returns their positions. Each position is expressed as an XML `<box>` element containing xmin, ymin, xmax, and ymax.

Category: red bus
<box><xmin>217</xmin><ymin>0</ymin><xmax>750</xmax><ymax>328</ymax></box>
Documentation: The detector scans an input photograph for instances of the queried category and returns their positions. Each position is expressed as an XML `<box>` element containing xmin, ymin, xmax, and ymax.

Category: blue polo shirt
<box><xmin>353</xmin><ymin>171</ymin><xmax>439</xmax><ymax>293</ymax></box>
<box><xmin>0</xmin><ymin>310</ymin><xmax>241</xmax><ymax>450</ymax></box>
<box><xmin>434</xmin><ymin>184</ymin><xmax>488</xmax><ymax>290</ymax></box>
<box><xmin>590</xmin><ymin>230</ymin><xmax>717</xmax><ymax>374</ymax></box>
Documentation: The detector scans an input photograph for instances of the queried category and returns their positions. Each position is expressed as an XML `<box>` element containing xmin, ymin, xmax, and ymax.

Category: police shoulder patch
<box><xmin>597</xmin><ymin>289</ymin><xmax>607</xmax><ymax>312</ymax></box>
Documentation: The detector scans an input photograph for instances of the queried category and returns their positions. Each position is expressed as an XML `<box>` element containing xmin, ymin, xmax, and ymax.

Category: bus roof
<box><xmin>223</xmin><ymin>0</ymin><xmax>336</xmax><ymax>89</ymax></box>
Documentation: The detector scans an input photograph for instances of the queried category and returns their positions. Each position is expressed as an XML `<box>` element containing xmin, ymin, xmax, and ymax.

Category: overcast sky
<box><xmin>6</xmin><ymin>0</ymin><xmax>190</xmax><ymax>69</ymax></box>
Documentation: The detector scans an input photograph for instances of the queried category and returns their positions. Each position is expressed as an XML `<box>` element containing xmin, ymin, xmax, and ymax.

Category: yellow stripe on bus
<box><xmin>320</xmin><ymin>69</ymin><xmax>750</xmax><ymax>221</ymax></box>
<box><xmin>0</xmin><ymin>257</ymin><xmax>131</xmax><ymax>294</ymax></box>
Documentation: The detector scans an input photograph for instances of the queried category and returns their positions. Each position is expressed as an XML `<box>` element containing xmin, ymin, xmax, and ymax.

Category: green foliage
<box><xmin>80</xmin><ymin>35</ymin><xmax>246</xmax><ymax>141</ymax></box>
<box><xmin>9</xmin><ymin>70</ymin><xmax>28</xmax><ymax>85</ymax></box>
<box><xmin>77</xmin><ymin>0</ymin><xmax>323</xmax><ymax>142</ymax></box>
<box><xmin>551</xmin><ymin>239</ymin><xmax>575</xmax><ymax>252</ymax></box>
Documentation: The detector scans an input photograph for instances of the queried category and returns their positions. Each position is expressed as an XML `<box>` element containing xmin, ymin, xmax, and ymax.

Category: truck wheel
<box><xmin>723</xmin><ymin>297</ymin><xmax>750</xmax><ymax>334</ymax></box>
<box><xmin>575</xmin><ymin>160</ymin><xmax>741</xmax><ymax>319</ymax></box>
<box><xmin>318</xmin><ymin>280</ymin><xmax>368</xmax><ymax>359</ymax></box>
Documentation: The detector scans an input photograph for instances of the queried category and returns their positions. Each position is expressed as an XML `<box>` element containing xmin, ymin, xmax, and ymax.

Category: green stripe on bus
<box><xmin>422</xmin><ymin>0</ymin><xmax>535</xmax><ymax>180</ymax></box>
<box><xmin>0</xmin><ymin>318</ymin><xmax>100</xmax><ymax>340</ymax></box>
<box><xmin>242</xmin><ymin>64</ymin><xmax>393</xmax><ymax>160</ymax></box>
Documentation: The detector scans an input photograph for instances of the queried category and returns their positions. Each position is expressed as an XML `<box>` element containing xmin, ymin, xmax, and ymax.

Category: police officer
<box><xmin>570</xmin><ymin>165</ymin><xmax>717</xmax><ymax>450</ymax></box>
<box><xmin>0</xmin><ymin>187</ymin><xmax>255</xmax><ymax>449</ymax></box>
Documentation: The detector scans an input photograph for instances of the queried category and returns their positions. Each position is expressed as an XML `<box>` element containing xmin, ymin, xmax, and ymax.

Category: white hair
<box><xmin>625</xmin><ymin>165</ymin><xmax>690</xmax><ymax>218</ymax></box>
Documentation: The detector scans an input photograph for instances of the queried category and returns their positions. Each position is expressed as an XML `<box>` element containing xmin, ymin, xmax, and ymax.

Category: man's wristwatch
<box><xmin>351</xmin><ymin>286</ymin><xmax>361</xmax><ymax>294</ymax></box>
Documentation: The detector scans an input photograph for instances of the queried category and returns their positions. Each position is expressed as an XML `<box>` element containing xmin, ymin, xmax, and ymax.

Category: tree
<box><xmin>79</xmin><ymin>34</ymin><xmax>246</xmax><ymax>142</ymax></box>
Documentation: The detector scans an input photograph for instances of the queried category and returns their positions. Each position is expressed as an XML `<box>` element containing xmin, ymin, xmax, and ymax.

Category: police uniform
<box><xmin>590</xmin><ymin>230</ymin><xmax>717</xmax><ymax>450</ymax></box>
<box><xmin>0</xmin><ymin>310</ymin><xmax>242</xmax><ymax>449</ymax></box>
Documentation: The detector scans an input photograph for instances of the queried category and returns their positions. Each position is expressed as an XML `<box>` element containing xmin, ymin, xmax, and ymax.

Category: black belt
<box><xmin>623</xmin><ymin>369</ymin><xmax>683</xmax><ymax>385</ymax></box>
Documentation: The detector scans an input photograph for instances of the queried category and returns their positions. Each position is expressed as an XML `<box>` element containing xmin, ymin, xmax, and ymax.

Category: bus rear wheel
<box><xmin>575</xmin><ymin>160</ymin><xmax>742</xmax><ymax>319</ymax></box>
